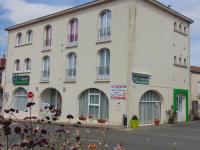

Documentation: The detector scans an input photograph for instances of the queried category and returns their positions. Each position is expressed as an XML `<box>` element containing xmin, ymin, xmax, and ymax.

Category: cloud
<box><xmin>0</xmin><ymin>0</ymin><xmax>71</xmax><ymax>24</ymax></box>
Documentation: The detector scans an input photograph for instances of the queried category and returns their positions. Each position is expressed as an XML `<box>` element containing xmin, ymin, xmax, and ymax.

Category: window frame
<box><xmin>42</xmin><ymin>56</ymin><xmax>50</xmax><ymax>81</ymax></box>
<box><xmin>97</xmin><ymin>48</ymin><xmax>110</xmax><ymax>80</ymax></box>
<box><xmin>16</xmin><ymin>32</ymin><xmax>22</xmax><ymax>46</ymax></box>
<box><xmin>66</xmin><ymin>53</ymin><xmax>77</xmax><ymax>81</ymax></box>
<box><xmin>15</xmin><ymin>59</ymin><xmax>20</xmax><ymax>72</ymax></box>
<box><xmin>68</xmin><ymin>18</ymin><xmax>78</xmax><ymax>45</ymax></box>
<box><xmin>99</xmin><ymin>9</ymin><xmax>111</xmax><ymax>41</ymax></box>
<box><xmin>26</xmin><ymin>30</ymin><xmax>33</xmax><ymax>44</ymax></box>
<box><xmin>24</xmin><ymin>58</ymin><xmax>31</xmax><ymax>71</ymax></box>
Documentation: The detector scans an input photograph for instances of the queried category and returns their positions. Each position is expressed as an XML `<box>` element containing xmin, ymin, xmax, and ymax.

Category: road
<box><xmin>2</xmin><ymin>121</ymin><xmax>200</xmax><ymax>150</ymax></box>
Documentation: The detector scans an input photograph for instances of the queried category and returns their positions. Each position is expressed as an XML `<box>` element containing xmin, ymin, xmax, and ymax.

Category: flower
<box><xmin>45</xmin><ymin>116</ymin><xmax>50</xmax><ymax>120</ymax></box>
<box><xmin>41</xmin><ymin>129</ymin><xmax>47</xmax><ymax>134</ymax></box>
<box><xmin>49</xmin><ymin>105</ymin><xmax>54</xmax><ymax>110</ymax></box>
<box><xmin>66</xmin><ymin>114</ymin><xmax>74</xmax><ymax>120</ymax></box>
<box><xmin>56</xmin><ymin>128</ymin><xmax>65</xmax><ymax>133</ymax></box>
<box><xmin>4</xmin><ymin>109</ymin><xmax>10</xmax><ymax>113</ymax></box>
<box><xmin>14</xmin><ymin>126</ymin><xmax>21</xmax><ymax>134</ymax></box>
<box><xmin>9</xmin><ymin>108</ymin><xmax>15</xmax><ymax>112</ymax></box>
<box><xmin>26</xmin><ymin>102</ymin><xmax>35</xmax><ymax>107</ymax></box>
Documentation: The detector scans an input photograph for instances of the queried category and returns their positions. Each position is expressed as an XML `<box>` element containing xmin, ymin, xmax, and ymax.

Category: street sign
<box><xmin>27</xmin><ymin>91</ymin><xmax>34</xmax><ymax>99</ymax></box>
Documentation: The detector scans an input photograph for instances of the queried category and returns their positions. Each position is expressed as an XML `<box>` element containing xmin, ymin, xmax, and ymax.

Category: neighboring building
<box><xmin>4</xmin><ymin>0</ymin><xmax>193</xmax><ymax>126</ymax></box>
<box><xmin>0</xmin><ymin>57</ymin><xmax>6</xmax><ymax>111</ymax></box>
<box><xmin>190</xmin><ymin>66</ymin><xmax>200</xmax><ymax>119</ymax></box>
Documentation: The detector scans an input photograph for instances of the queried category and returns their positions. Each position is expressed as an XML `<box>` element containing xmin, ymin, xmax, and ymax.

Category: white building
<box><xmin>4</xmin><ymin>0</ymin><xmax>193</xmax><ymax>126</ymax></box>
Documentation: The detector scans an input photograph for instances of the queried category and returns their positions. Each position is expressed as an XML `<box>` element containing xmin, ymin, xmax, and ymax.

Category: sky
<box><xmin>0</xmin><ymin>0</ymin><xmax>199</xmax><ymax>66</ymax></box>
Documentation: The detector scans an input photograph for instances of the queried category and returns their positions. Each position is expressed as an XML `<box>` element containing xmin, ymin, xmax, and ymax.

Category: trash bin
<box><xmin>123</xmin><ymin>114</ymin><xmax>127</xmax><ymax>127</ymax></box>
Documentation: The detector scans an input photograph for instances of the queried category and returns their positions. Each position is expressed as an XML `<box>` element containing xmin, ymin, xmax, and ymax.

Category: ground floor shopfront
<box><xmin>3</xmin><ymin>84</ymin><xmax>189</xmax><ymax>126</ymax></box>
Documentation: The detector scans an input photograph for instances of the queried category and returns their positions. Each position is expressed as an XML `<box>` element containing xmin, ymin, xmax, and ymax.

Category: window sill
<box><xmin>40</xmin><ymin>80</ymin><xmax>49</xmax><ymax>83</ymax></box>
<box><xmin>42</xmin><ymin>49</ymin><xmax>51</xmax><ymax>52</ymax></box>
<box><xmin>96</xmin><ymin>39</ymin><xmax>111</xmax><ymax>44</ymax></box>
<box><xmin>15</xmin><ymin>43</ymin><xmax>32</xmax><ymax>48</ymax></box>
<box><xmin>174</xmin><ymin>63</ymin><xmax>188</xmax><ymax>68</ymax></box>
<box><xmin>174</xmin><ymin>29</ymin><xmax>188</xmax><ymax>36</ymax></box>
<box><xmin>95</xmin><ymin>79</ymin><xmax>110</xmax><ymax>83</ymax></box>
<box><xmin>66</xmin><ymin>43</ymin><xmax>78</xmax><ymax>48</ymax></box>
<box><xmin>13</xmin><ymin>71</ymin><xmax>30</xmax><ymax>74</ymax></box>
<box><xmin>64</xmin><ymin>80</ymin><xmax>76</xmax><ymax>83</ymax></box>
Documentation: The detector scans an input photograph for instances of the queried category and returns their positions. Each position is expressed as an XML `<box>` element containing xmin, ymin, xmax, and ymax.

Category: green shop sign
<box><xmin>132</xmin><ymin>73</ymin><xmax>150</xmax><ymax>85</ymax></box>
<box><xmin>12</xmin><ymin>74</ymin><xmax>29</xmax><ymax>85</ymax></box>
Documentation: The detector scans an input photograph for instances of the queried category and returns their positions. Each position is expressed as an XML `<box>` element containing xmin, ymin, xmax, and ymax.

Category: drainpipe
<box><xmin>127</xmin><ymin>0</ymin><xmax>137</xmax><ymax>128</ymax></box>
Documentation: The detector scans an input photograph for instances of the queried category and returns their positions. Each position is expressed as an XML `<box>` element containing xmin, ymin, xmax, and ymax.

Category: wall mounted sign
<box><xmin>12</xmin><ymin>74</ymin><xmax>29</xmax><ymax>85</ymax></box>
<box><xmin>132</xmin><ymin>73</ymin><xmax>150</xmax><ymax>85</ymax></box>
<box><xmin>111</xmin><ymin>84</ymin><xmax>127</xmax><ymax>100</ymax></box>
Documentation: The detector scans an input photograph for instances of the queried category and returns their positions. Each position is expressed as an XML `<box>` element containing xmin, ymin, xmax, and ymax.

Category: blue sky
<box><xmin>0</xmin><ymin>0</ymin><xmax>200</xmax><ymax>65</ymax></box>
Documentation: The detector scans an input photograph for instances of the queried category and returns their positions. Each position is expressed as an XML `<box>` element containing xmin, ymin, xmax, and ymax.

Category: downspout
<box><xmin>127</xmin><ymin>0</ymin><xmax>137</xmax><ymax>127</ymax></box>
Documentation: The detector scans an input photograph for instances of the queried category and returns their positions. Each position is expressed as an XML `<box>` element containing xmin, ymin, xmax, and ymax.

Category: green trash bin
<box><xmin>130</xmin><ymin>120</ymin><xmax>139</xmax><ymax>128</ymax></box>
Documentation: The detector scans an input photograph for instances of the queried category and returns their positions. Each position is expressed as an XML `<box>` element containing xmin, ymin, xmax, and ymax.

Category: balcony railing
<box><xmin>66</xmin><ymin>68</ymin><xmax>76</xmax><ymax>81</ymax></box>
<box><xmin>99</xmin><ymin>27</ymin><xmax>111</xmax><ymax>40</ymax></box>
<box><xmin>97</xmin><ymin>66</ymin><xmax>110</xmax><ymax>80</ymax></box>
<box><xmin>68</xmin><ymin>34</ymin><xmax>78</xmax><ymax>45</ymax></box>
<box><xmin>43</xmin><ymin>39</ymin><xmax>51</xmax><ymax>50</ymax></box>
<box><xmin>41</xmin><ymin>70</ymin><xmax>50</xmax><ymax>81</ymax></box>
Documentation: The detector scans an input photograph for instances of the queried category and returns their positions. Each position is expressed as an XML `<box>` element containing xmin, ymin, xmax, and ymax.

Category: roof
<box><xmin>191</xmin><ymin>66</ymin><xmax>200</xmax><ymax>74</ymax></box>
<box><xmin>5</xmin><ymin>0</ymin><xmax>193</xmax><ymax>31</ymax></box>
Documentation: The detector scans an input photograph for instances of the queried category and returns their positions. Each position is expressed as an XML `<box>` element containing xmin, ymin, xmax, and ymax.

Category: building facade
<box><xmin>4</xmin><ymin>0</ymin><xmax>193</xmax><ymax>126</ymax></box>
<box><xmin>190</xmin><ymin>66</ymin><xmax>200</xmax><ymax>119</ymax></box>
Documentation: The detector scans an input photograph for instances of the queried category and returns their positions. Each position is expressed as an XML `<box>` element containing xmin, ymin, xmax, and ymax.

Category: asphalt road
<box><xmin>2</xmin><ymin>121</ymin><xmax>200</xmax><ymax>150</ymax></box>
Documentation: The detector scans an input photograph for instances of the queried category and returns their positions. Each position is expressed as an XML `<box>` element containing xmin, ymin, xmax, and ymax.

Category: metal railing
<box><xmin>98</xmin><ymin>27</ymin><xmax>111</xmax><ymax>40</ymax></box>
<box><xmin>97</xmin><ymin>66</ymin><xmax>110</xmax><ymax>80</ymax></box>
<box><xmin>68</xmin><ymin>34</ymin><xmax>78</xmax><ymax>44</ymax></box>
<box><xmin>66</xmin><ymin>68</ymin><xmax>76</xmax><ymax>81</ymax></box>
<box><xmin>41</xmin><ymin>70</ymin><xmax>50</xmax><ymax>81</ymax></box>
<box><xmin>43</xmin><ymin>39</ymin><xmax>51</xmax><ymax>50</ymax></box>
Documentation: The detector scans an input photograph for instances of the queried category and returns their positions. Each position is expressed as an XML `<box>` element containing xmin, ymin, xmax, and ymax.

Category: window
<box><xmin>68</xmin><ymin>18</ymin><xmax>78</xmax><ymax>44</ymax></box>
<box><xmin>16</xmin><ymin>32</ymin><xmax>22</xmax><ymax>46</ymax></box>
<box><xmin>184</xmin><ymin>58</ymin><xmax>187</xmax><ymax>66</ymax></box>
<box><xmin>176</xmin><ymin>95</ymin><xmax>183</xmax><ymax>111</ymax></box>
<box><xmin>179</xmin><ymin>57</ymin><xmax>182</xmax><ymax>64</ymax></box>
<box><xmin>66</xmin><ymin>53</ymin><xmax>76</xmax><ymax>81</ymax></box>
<box><xmin>15</xmin><ymin>59</ymin><xmax>20</xmax><ymax>71</ymax></box>
<box><xmin>79</xmin><ymin>88</ymin><xmax>109</xmax><ymax>120</ymax></box>
<box><xmin>97</xmin><ymin>48</ymin><xmax>110</xmax><ymax>80</ymax></box>
<box><xmin>42</xmin><ymin>56</ymin><xmax>50</xmax><ymax>81</ymax></box>
<box><xmin>198</xmin><ymin>81</ymin><xmax>200</xmax><ymax>96</ymax></box>
<box><xmin>184</xmin><ymin>27</ymin><xmax>187</xmax><ymax>34</ymax></box>
<box><xmin>26</xmin><ymin>30</ymin><xmax>33</xmax><ymax>44</ymax></box>
<box><xmin>44</xmin><ymin>25</ymin><xmax>52</xmax><ymax>49</ymax></box>
<box><xmin>174</xmin><ymin>56</ymin><xmax>177</xmax><ymax>64</ymax></box>
<box><xmin>99</xmin><ymin>10</ymin><xmax>111</xmax><ymax>40</ymax></box>
<box><xmin>24</xmin><ymin>58</ymin><xmax>31</xmax><ymax>71</ymax></box>
<box><xmin>14</xmin><ymin>88</ymin><xmax>28</xmax><ymax>112</ymax></box>
<box><xmin>179</xmin><ymin>24</ymin><xmax>182</xmax><ymax>32</ymax></box>
<box><xmin>174</xmin><ymin>22</ymin><xmax>177</xmax><ymax>30</ymax></box>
